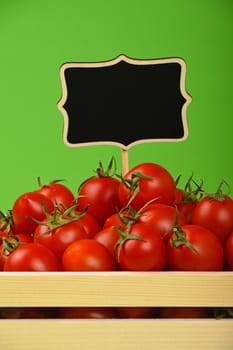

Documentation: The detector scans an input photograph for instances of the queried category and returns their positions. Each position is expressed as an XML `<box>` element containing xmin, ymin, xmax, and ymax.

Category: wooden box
<box><xmin>0</xmin><ymin>271</ymin><xmax>232</xmax><ymax>350</ymax></box>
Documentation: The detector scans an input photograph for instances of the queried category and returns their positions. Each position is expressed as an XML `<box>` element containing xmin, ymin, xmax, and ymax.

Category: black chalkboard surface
<box><xmin>58</xmin><ymin>54</ymin><xmax>191</xmax><ymax>147</ymax></box>
<box><xmin>57</xmin><ymin>54</ymin><xmax>191</xmax><ymax>172</ymax></box>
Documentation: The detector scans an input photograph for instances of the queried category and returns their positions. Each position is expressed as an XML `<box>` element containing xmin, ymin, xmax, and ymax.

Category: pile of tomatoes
<box><xmin>1</xmin><ymin>157</ymin><xmax>233</xmax><ymax>272</ymax></box>
<box><xmin>2</xmin><ymin>305</ymin><xmax>232</xmax><ymax>319</ymax></box>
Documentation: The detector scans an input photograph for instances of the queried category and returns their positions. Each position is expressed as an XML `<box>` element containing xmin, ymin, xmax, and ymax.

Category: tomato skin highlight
<box><xmin>62</xmin><ymin>239</ymin><xmax>117</xmax><ymax>271</ymax></box>
<box><xmin>167</xmin><ymin>225</ymin><xmax>224</xmax><ymax>271</ymax></box>
<box><xmin>115</xmin><ymin>223</ymin><xmax>167</xmax><ymax>271</ymax></box>
<box><xmin>3</xmin><ymin>243</ymin><xmax>61</xmax><ymax>271</ymax></box>
<box><xmin>12</xmin><ymin>192</ymin><xmax>54</xmax><ymax>235</ymax></box>
<box><xmin>118</xmin><ymin>162</ymin><xmax>176</xmax><ymax>210</ymax></box>
<box><xmin>192</xmin><ymin>195</ymin><xmax>233</xmax><ymax>244</ymax></box>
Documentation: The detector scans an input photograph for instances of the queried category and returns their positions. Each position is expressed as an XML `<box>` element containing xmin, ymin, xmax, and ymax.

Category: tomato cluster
<box><xmin>0</xmin><ymin>305</ymin><xmax>232</xmax><ymax>319</ymax></box>
<box><xmin>0</xmin><ymin>158</ymin><xmax>233</xmax><ymax>272</ymax></box>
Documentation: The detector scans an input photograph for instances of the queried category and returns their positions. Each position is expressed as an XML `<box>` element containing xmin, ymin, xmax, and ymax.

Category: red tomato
<box><xmin>103</xmin><ymin>212</ymin><xmax>124</xmax><ymax>229</ymax></box>
<box><xmin>12</xmin><ymin>191</ymin><xmax>54</xmax><ymax>235</ymax></box>
<box><xmin>0</xmin><ymin>308</ymin><xmax>23</xmax><ymax>319</ymax></box>
<box><xmin>62</xmin><ymin>239</ymin><xmax>117</xmax><ymax>271</ymax></box>
<box><xmin>0</xmin><ymin>307</ymin><xmax>57</xmax><ymax>319</ymax></box>
<box><xmin>167</xmin><ymin>224</ymin><xmax>224</xmax><ymax>271</ymax></box>
<box><xmin>137</xmin><ymin>203</ymin><xmax>188</xmax><ymax>241</ymax></box>
<box><xmin>116</xmin><ymin>307</ymin><xmax>155</xmax><ymax>318</ymax></box>
<box><xmin>173</xmin><ymin>174</ymin><xmax>203</xmax><ymax>224</ymax></box>
<box><xmin>174</xmin><ymin>188</ymin><xmax>184</xmax><ymax>202</ymax></box>
<box><xmin>192</xmin><ymin>194</ymin><xmax>233</xmax><ymax>243</ymax></box>
<box><xmin>34</xmin><ymin>218</ymin><xmax>88</xmax><ymax>258</ymax></box>
<box><xmin>0</xmin><ymin>244</ymin><xmax>9</xmax><ymax>270</ymax></box>
<box><xmin>18</xmin><ymin>307</ymin><xmax>57</xmax><ymax>319</ymax></box>
<box><xmin>74</xmin><ymin>211</ymin><xmax>101</xmax><ymax>238</ymax></box>
<box><xmin>115</xmin><ymin>223</ymin><xmax>167</xmax><ymax>271</ymax></box>
<box><xmin>103</xmin><ymin>208</ymin><xmax>133</xmax><ymax>230</ymax></box>
<box><xmin>77</xmin><ymin>177</ymin><xmax>121</xmax><ymax>226</ymax></box>
<box><xmin>0</xmin><ymin>210</ymin><xmax>15</xmax><ymax>244</ymax></box>
<box><xmin>176</xmin><ymin>202</ymin><xmax>197</xmax><ymax>224</ymax></box>
<box><xmin>0</xmin><ymin>228</ymin><xmax>9</xmax><ymax>246</ymax></box>
<box><xmin>157</xmin><ymin>307</ymin><xmax>211</xmax><ymax>318</ymax></box>
<box><xmin>93</xmin><ymin>226</ymin><xmax>121</xmax><ymax>256</ymax></box>
<box><xmin>225</xmin><ymin>231</ymin><xmax>233</xmax><ymax>270</ymax></box>
<box><xmin>58</xmin><ymin>307</ymin><xmax>117</xmax><ymax>319</ymax></box>
<box><xmin>37</xmin><ymin>179</ymin><xmax>75</xmax><ymax>212</ymax></box>
<box><xmin>0</xmin><ymin>234</ymin><xmax>33</xmax><ymax>270</ymax></box>
<box><xmin>4</xmin><ymin>243</ymin><xmax>61</xmax><ymax>271</ymax></box>
<box><xmin>118</xmin><ymin>162</ymin><xmax>176</xmax><ymax>210</ymax></box>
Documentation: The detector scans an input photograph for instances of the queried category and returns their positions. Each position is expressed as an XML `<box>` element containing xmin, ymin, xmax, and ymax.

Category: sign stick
<box><xmin>121</xmin><ymin>149</ymin><xmax>129</xmax><ymax>176</ymax></box>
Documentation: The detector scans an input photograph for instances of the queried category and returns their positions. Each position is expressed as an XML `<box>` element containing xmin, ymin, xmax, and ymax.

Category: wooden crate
<box><xmin>0</xmin><ymin>271</ymin><xmax>233</xmax><ymax>350</ymax></box>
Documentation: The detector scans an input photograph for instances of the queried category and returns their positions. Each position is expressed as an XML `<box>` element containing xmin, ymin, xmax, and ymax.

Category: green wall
<box><xmin>0</xmin><ymin>0</ymin><xmax>232</xmax><ymax>211</ymax></box>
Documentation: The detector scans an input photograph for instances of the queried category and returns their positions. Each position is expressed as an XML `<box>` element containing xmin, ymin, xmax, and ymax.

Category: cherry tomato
<box><xmin>0</xmin><ymin>308</ymin><xmax>23</xmax><ymax>319</ymax></box>
<box><xmin>12</xmin><ymin>191</ymin><xmax>54</xmax><ymax>235</ymax></box>
<box><xmin>225</xmin><ymin>231</ymin><xmax>233</xmax><ymax>270</ymax></box>
<box><xmin>93</xmin><ymin>226</ymin><xmax>121</xmax><ymax>256</ymax></box>
<box><xmin>176</xmin><ymin>202</ymin><xmax>197</xmax><ymax>225</ymax></box>
<box><xmin>77</xmin><ymin>176</ymin><xmax>121</xmax><ymax>226</ymax></box>
<box><xmin>0</xmin><ymin>227</ymin><xmax>10</xmax><ymax>246</ymax></box>
<box><xmin>174</xmin><ymin>188</ymin><xmax>184</xmax><ymax>202</ymax></box>
<box><xmin>18</xmin><ymin>307</ymin><xmax>57</xmax><ymax>319</ymax></box>
<box><xmin>58</xmin><ymin>307</ymin><xmax>117</xmax><ymax>319</ymax></box>
<box><xmin>74</xmin><ymin>210</ymin><xmax>101</xmax><ymax>238</ymax></box>
<box><xmin>192</xmin><ymin>194</ymin><xmax>233</xmax><ymax>244</ymax></box>
<box><xmin>173</xmin><ymin>174</ymin><xmax>203</xmax><ymax>224</ymax></box>
<box><xmin>167</xmin><ymin>224</ymin><xmax>224</xmax><ymax>271</ymax></box>
<box><xmin>0</xmin><ymin>234</ymin><xmax>33</xmax><ymax>270</ymax></box>
<box><xmin>0</xmin><ymin>307</ymin><xmax>57</xmax><ymax>319</ymax></box>
<box><xmin>0</xmin><ymin>210</ymin><xmax>15</xmax><ymax>244</ymax></box>
<box><xmin>103</xmin><ymin>208</ymin><xmax>133</xmax><ymax>230</ymax></box>
<box><xmin>137</xmin><ymin>203</ymin><xmax>188</xmax><ymax>241</ymax></box>
<box><xmin>116</xmin><ymin>307</ymin><xmax>155</xmax><ymax>318</ymax></box>
<box><xmin>77</xmin><ymin>159</ymin><xmax>122</xmax><ymax>226</ymax></box>
<box><xmin>118</xmin><ymin>162</ymin><xmax>176</xmax><ymax>210</ymax></box>
<box><xmin>37</xmin><ymin>179</ymin><xmax>75</xmax><ymax>212</ymax></box>
<box><xmin>4</xmin><ymin>243</ymin><xmax>61</xmax><ymax>271</ymax></box>
<box><xmin>157</xmin><ymin>307</ymin><xmax>211</xmax><ymax>318</ymax></box>
<box><xmin>115</xmin><ymin>223</ymin><xmax>167</xmax><ymax>271</ymax></box>
<box><xmin>34</xmin><ymin>218</ymin><xmax>88</xmax><ymax>258</ymax></box>
<box><xmin>62</xmin><ymin>239</ymin><xmax>117</xmax><ymax>271</ymax></box>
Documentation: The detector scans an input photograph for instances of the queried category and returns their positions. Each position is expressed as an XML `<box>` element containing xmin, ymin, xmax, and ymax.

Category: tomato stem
<box><xmin>114</xmin><ymin>221</ymin><xmax>146</xmax><ymax>261</ymax></box>
<box><xmin>170</xmin><ymin>207</ymin><xmax>200</xmax><ymax>255</ymax></box>
<box><xmin>2</xmin><ymin>235</ymin><xmax>24</xmax><ymax>255</ymax></box>
<box><xmin>29</xmin><ymin>203</ymin><xmax>89</xmax><ymax>237</ymax></box>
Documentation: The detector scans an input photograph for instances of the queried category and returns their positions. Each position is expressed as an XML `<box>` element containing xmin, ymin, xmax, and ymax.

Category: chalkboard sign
<box><xmin>57</xmin><ymin>54</ymin><xmax>191</xmax><ymax>173</ymax></box>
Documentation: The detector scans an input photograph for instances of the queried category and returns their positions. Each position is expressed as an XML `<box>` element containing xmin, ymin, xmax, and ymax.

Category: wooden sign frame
<box><xmin>57</xmin><ymin>54</ymin><xmax>191</xmax><ymax>173</ymax></box>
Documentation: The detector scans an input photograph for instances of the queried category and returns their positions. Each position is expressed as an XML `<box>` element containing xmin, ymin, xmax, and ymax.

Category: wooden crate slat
<box><xmin>0</xmin><ymin>271</ymin><xmax>232</xmax><ymax>307</ymax></box>
<box><xmin>0</xmin><ymin>319</ymin><xmax>232</xmax><ymax>350</ymax></box>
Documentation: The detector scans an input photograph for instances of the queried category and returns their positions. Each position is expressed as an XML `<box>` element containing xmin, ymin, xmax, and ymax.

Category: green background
<box><xmin>0</xmin><ymin>0</ymin><xmax>232</xmax><ymax>212</ymax></box>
